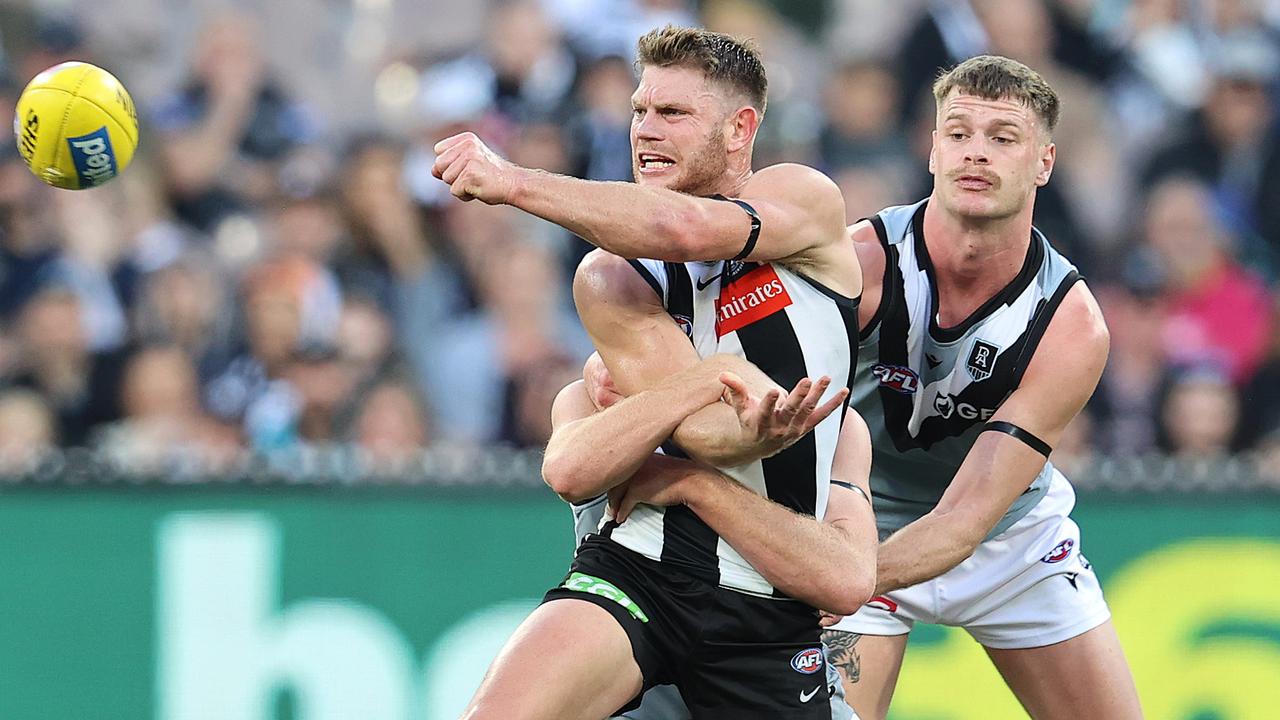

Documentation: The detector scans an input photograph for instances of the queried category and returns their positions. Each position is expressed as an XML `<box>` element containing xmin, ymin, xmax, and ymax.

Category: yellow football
<box><xmin>13</xmin><ymin>61</ymin><xmax>139</xmax><ymax>190</ymax></box>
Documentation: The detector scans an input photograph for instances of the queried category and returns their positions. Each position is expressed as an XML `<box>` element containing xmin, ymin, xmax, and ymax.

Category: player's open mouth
<box><xmin>638</xmin><ymin>153</ymin><xmax>676</xmax><ymax>172</ymax></box>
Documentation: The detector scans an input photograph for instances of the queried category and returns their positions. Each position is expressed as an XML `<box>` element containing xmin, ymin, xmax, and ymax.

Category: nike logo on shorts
<box><xmin>800</xmin><ymin>686</ymin><xmax>821</xmax><ymax>703</ymax></box>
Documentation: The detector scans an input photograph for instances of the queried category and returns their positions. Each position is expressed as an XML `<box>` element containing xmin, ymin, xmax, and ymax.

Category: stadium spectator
<box><xmin>336</xmin><ymin>295</ymin><xmax>401</xmax><ymax>389</ymax></box>
<box><xmin>336</xmin><ymin>136</ymin><xmax>440</xmax><ymax>312</ymax></box>
<box><xmin>1160</xmin><ymin>364</ymin><xmax>1241</xmax><ymax>457</ymax></box>
<box><xmin>819</xmin><ymin>59</ymin><xmax>912</xmax><ymax>177</ymax></box>
<box><xmin>402</xmin><ymin>221</ymin><xmax>590</xmax><ymax>443</ymax></box>
<box><xmin>204</xmin><ymin>256</ymin><xmax>341</xmax><ymax>451</ymax></box>
<box><xmin>0</xmin><ymin>388</ymin><xmax>56</xmax><ymax>474</ymax></box>
<box><xmin>1141</xmin><ymin>176</ymin><xmax>1271</xmax><ymax>384</ymax></box>
<box><xmin>1141</xmin><ymin>31</ymin><xmax>1280</xmax><ymax>259</ymax></box>
<box><xmin>1091</xmin><ymin>274</ymin><xmax>1171</xmax><ymax>456</ymax></box>
<box><xmin>282</xmin><ymin>345</ymin><xmax>359</xmax><ymax>444</ymax></box>
<box><xmin>0</xmin><ymin>0</ymin><xmax>1276</xmax><ymax>489</ymax></box>
<box><xmin>131</xmin><ymin>252</ymin><xmax>236</xmax><ymax>383</ymax></box>
<box><xmin>151</xmin><ymin>10</ymin><xmax>317</xmax><ymax>231</ymax></box>
<box><xmin>567</xmin><ymin>55</ymin><xmax>640</xmax><ymax>185</ymax></box>
<box><xmin>353</xmin><ymin>378</ymin><xmax>431</xmax><ymax>469</ymax></box>
<box><xmin>8</xmin><ymin>287</ymin><xmax>125</xmax><ymax>446</ymax></box>
<box><xmin>94</xmin><ymin>345</ymin><xmax>240</xmax><ymax>470</ymax></box>
<box><xmin>0</xmin><ymin>148</ymin><xmax>63</xmax><ymax>322</ymax></box>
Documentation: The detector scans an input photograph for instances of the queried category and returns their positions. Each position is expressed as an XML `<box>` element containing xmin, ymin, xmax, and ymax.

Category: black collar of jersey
<box><xmin>911</xmin><ymin>200</ymin><xmax>1045</xmax><ymax>344</ymax></box>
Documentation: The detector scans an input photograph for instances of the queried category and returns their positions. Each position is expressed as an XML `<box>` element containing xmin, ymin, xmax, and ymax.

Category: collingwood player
<box><xmin>547</xmin><ymin>352</ymin><xmax>871</xmax><ymax>720</ymax></box>
<box><xmin>823</xmin><ymin>56</ymin><xmax>1143</xmax><ymax>719</ymax></box>
<box><xmin>435</xmin><ymin>25</ymin><xmax>869</xmax><ymax>720</ymax></box>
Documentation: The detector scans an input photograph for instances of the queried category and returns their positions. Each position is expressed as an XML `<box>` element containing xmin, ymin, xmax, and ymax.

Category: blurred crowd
<box><xmin>1</xmin><ymin>0</ymin><xmax>1280</xmax><ymax>480</ymax></box>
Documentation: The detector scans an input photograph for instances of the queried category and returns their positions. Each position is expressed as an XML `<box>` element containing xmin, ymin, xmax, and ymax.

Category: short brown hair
<box><xmin>636</xmin><ymin>25</ymin><xmax>768</xmax><ymax>113</ymax></box>
<box><xmin>933</xmin><ymin>55</ymin><xmax>1060</xmax><ymax>134</ymax></box>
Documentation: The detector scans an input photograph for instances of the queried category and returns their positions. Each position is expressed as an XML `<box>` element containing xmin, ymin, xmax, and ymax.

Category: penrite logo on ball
<box><xmin>714</xmin><ymin>264</ymin><xmax>792</xmax><ymax>337</ymax></box>
<box><xmin>17</xmin><ymin>110</ymin><xmax>38</xmax><ymax>162</ymax></box>
<box><xmin>66</xmin><ymin>126</ymin><xmax>118</xmax><ymax>187</ymax></box>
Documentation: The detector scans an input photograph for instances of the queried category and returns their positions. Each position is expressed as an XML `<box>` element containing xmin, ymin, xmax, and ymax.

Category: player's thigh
<box><xmin>821</xmin><ymin>629</ymin><xmax>909</xmax><ymax>720</ymax></box>
<box><xmin>984</xmin><ymin>620</ymin><xmax>1142</xmax><ymax>720</ymax></box>
<box><xmin>462</xmin><ymin>598</ymin><xmax>644</xmax><ymax>720</ymax></box>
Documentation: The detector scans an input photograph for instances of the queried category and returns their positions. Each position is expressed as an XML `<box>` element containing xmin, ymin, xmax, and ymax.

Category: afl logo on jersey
<box><xmin>966</xmin><ymin>339</ymin><xmax>1001</xmax><ymax>382</ymax></box>
<box><xmin>672</xmin><ymin>314</ymin><xmax>694</xmax><ymax>339</ymax></box>
<box><xmin>714</xmin><ymin>264</ymin><xmax>792</xmax><ymax>338</ymax></box>
<box><xmin>790</xmin><ymin>648</ymin><xmax>824</xmax><ymax>674</ymax></box>
<box><xmin>872</xmin><ymin>363</ymin><xmax>920</xmax><ymax>394</ymax></box>
<box><xmin>1042</xmin><ymin>538</ymin><xmax>1075</xmax><ymax>563</ymax></box>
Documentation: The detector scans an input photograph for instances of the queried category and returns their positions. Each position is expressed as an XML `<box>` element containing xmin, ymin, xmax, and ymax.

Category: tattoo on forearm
<box><xmin>821</xmin><ymin>630</ymin><xmax>862</xmax><ymax>683</ymax></box>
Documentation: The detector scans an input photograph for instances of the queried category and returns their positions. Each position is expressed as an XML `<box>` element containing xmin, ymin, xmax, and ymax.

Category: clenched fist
<box><xmin>431</xmin><ymin>132</ymin><xmax>524</xmax><ymax>205</ymax></box>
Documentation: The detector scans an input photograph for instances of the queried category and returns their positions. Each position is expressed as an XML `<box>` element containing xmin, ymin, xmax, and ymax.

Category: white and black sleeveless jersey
<box><xmin>593</xmin><ymin>257</ymin><xmax>859</xmax><ymax>597</ymax></box>
<box><xmin>854</xmin><ymin>199</ymin><xmax>1081</xmax><ymax>539</ymax></box>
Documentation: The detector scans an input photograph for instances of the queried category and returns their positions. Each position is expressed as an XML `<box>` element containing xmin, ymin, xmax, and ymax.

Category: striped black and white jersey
<box><xmin>593</xmin><ymin>257</ymin><xmax>859</xmax><ymax>597</ymax></box>
<box><xmin>854</xmin><ymin>199</ymin><xmax>1080</xmax><ymax>539</ymax></box>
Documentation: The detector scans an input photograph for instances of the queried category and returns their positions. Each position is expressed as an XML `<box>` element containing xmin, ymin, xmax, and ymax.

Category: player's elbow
<box><xmin>821</xmin><ymin>557</ymin><xmax>876</xmax><ymax>615</ymax></box>
<box><xmin>541</xmin><ymin>453</ymin><xmax>597</xmax><ymax>503</ymax></box>
<box><xmin>670</xmin><ymin>422</ymin><xmax>740</xmax><ymax>467</ymax></box>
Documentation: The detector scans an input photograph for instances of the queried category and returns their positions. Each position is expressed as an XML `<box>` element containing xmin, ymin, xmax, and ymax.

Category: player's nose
<box><xmin>633</xmin><ymin>111</ymin><xmax>663</xmax><ymax>140</ymax></box>
<box><xmin>963</xmin><ymin>137</ymin><xmax>991</xmax><ymax>165</ymax></box>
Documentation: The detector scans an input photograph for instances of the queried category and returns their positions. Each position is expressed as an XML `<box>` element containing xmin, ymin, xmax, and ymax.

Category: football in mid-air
<box><xmin>13</xmin><ymin>61</ymin><xmax>139</xmax><ymax>190</ymax></box>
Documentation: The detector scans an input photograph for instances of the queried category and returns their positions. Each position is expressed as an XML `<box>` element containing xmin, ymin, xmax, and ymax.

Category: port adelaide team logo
<box><xmin>965</xmin><ymin>339</ymin><xmax>1001</xmax><ymax>382</ymax></box>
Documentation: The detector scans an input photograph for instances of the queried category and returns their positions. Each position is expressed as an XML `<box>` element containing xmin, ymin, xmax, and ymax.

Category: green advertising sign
<box><xmin>0</xmin><ymin>487</ymin><xmax>1276</xmax><ymax>719</ymax></box>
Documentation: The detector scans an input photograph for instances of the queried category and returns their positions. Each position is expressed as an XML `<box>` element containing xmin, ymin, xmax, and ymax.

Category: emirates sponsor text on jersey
<box><xmin>715</xmin><ymin>265</ymin><xmax>792</xmax><ymax>337</ymax></box>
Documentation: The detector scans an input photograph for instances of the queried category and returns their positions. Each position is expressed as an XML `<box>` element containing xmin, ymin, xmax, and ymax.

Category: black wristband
<box><xmin>982</xmin><ymin>421</ymin><xmax>1052</xmax><ymax>457</ymax></box>
<box><xmin>710</xmin><ymin>194</ymin><xmax>762</xmax><ymax>260</ymax></box>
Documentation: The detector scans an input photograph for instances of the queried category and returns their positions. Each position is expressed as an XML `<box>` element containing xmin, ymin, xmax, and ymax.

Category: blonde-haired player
<box><xmin>825</xmin><ymin>55</ymin><xmax>1142</xmax><ymax>720</ymax></box>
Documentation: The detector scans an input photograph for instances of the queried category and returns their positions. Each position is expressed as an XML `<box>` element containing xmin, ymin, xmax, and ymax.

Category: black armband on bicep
<box><xmin>981</xmin><ymin>421</ymin><xmax>1052</xmax><ymax>458</ymax></box>
<box><xmin>709</xmin><ymin>194</ymin><xmax>761</xmax><ymax>260</ymax></box>
<box><xmin>831</xmin><ymin>479</ymin><xmax>871</xmax><ymax>505</ymax></box>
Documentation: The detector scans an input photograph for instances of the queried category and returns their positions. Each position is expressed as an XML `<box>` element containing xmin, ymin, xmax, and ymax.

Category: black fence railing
<box><xmin>1</xmin><ymin>446</ymin><xmax>1278</xmax><ymax>493</ymax></box>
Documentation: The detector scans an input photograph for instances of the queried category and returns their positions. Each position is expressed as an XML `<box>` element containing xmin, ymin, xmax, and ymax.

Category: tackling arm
<box><xmin>612</xmin><ymin>410</ymin><xmax>877</xmax><ymax>614</ymax></box>
<box><xmin>873</xmin><ymin>284</ymin><xmax>1110</xmax><ymax>594</ymax></box>
<box><xmin>542</xmin><ymin>360</ymin><xmax>725</xmax><ymax>503</ymax></box>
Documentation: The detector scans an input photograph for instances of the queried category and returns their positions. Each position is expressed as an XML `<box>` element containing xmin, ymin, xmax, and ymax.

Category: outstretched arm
<box><xmin>874</xmin><ymin>284</ymin><xmax>1109</xmax><ymax>594</ymax></box>
<box><xmin>432</xmin><ymin>133</ymin><xmax>846</xmax><ymax>264</ymax></box>
<box><xmin>611</xmin><ymin>409</ymin><xmax>877</xmax><ymax>615</ymax></box>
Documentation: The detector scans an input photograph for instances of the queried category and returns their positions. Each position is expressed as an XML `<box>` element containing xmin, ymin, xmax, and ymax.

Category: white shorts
<box><xmin>831</xmin><ymin>473</ymin><xmax>1111</xmax><ymax>650</ymax></box>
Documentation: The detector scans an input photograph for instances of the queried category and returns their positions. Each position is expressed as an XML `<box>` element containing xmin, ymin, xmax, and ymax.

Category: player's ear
<box><xmin>1035</xmin><ymin>141</ymin><xmax>1055</xmax><ymax>187</ymax></box>
<box><xmin>927</xmin><ymin>130</ymin><xmax>938</xmax><ymax>175</ymax></box>
<box><xmin>725</xmin><ymin>105</ymin><xmax>759</xmax><ymax>153</ymax></box>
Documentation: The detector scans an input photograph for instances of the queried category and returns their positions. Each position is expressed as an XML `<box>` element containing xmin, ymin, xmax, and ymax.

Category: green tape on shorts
<box><xmin>561</xmin><ymin>572</ymin><xmax>650</xmax><ymax>623</ymax></box>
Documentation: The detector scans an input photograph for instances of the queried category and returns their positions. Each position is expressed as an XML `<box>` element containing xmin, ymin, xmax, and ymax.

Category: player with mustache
<box><xmin>824</xmin><ymin>55</ymin><xmax>1143</xmax><ymax>719</ymax></box>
